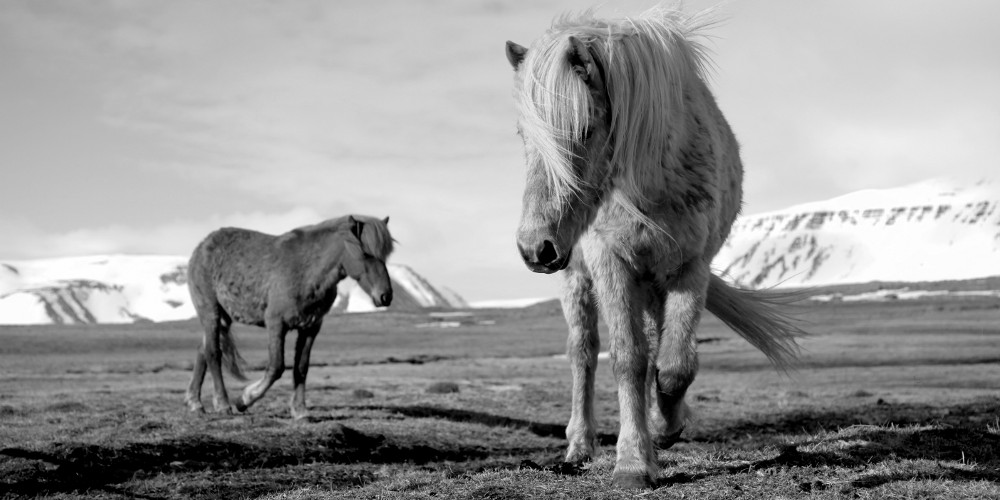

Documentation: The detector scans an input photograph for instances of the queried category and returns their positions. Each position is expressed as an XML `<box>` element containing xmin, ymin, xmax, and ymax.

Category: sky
<box><xmin>1</xmin><ymin>0</ymin><xmax>998</xmax><ymax>301</ymax></box>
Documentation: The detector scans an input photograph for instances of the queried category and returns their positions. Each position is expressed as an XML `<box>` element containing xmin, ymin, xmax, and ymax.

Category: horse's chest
<box><xmin>585</xmin><ymin>210</ymin><xmax>710</xmax><ymax>276</ymax></box>
<box><xmin>285</xmin><ymin>287</ymin><xmax>338</xmax><ymax>329</ymax></box>
<box><xmin>291</xmin><ymin>310</ymin><xmax>325</xmax><ymax>330</ymax></box>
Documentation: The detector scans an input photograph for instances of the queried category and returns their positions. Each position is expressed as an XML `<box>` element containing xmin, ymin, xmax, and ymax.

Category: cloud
<box><xmin>0</xmin><ymin>208</ymin><xmax>324</xmax><ymax>260</ymax></box>
<box><xmin>709</xmin><ymin>0</ymin><xmax>1000</xmax><ymax>213</ymax></box>
<box><xmin>0</xmin><ymin>201</ymin><xmax>535</xmax><ymax>300</ymax></box>
<box><xmin>3</xmin><ymin>0</ymin><xmax>999</xmax><ymax>301</ymax></box>
<box><xmin>88</xmin><ymin>1</ymin><xmax>525</xmax><ymax>205</ymax></box>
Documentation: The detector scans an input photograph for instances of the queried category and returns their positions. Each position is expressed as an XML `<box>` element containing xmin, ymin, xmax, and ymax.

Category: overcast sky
<box><xmin>1</xmin><ymin>1</ymin><xmax>998</xmax><ymax>301</ymax></box>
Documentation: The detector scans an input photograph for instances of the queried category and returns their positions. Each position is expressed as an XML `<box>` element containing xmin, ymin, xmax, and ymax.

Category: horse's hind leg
<box><xmin>206</xmin><ymin>313</ymin><xmax>235</xmax><ymax>414</ymax></box>
<box><xmin>237</xmin><ymin>319</ymin><xmax>287</xmax><ymax>412</ymax></box>
<box><xmin>652</xmin><ymin>264</ymin><xmax>709</xmax><ymax>448</ymax></box>
<box><xmin>561</xmin><ymin>267</ymin><xmax>600</xmax><ymax>464</ymax></box>
<box><xmin>186</xmin><ymin>305</ymin><xmax>230</xmax><ymax>413</ymax></box>
<box><xmin>290</xmin><ymin>324</ymin><xmax>320</xmax><ymax>420</ymax></box>
<box><xmin>184</xmin><ymin>341</ymin><xmax>207</xmax><ymax>413</ymax></box>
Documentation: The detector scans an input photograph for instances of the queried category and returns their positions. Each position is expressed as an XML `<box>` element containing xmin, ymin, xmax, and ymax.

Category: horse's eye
<box><xmin>581</xmin><ymin>127</ymin><xmax>592</xmax><ymax>142</ymax></box>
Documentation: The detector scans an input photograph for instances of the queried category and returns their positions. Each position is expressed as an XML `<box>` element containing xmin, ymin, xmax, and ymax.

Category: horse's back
<box><xmin>188</xmin><ymin>227</ymin><xmax>279</xmax><ymax>325</ymax></box>
<box><xmin>685</xmin><ymin>79</ymin><xmax>744</xmax><ymax>257</ymax></box>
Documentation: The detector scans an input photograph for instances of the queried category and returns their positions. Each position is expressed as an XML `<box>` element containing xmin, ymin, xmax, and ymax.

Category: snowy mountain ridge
<box><xmin>4</xmin><ymin>178</ymin><xmax>998</xmax><ymax>324</ymax></box>
<box><xmin>712</xmin><ymin>178</ymin><xmax>1000</xmax><ymax>288</ymax></box>
<box><xmin>0</xmin><ymin>255</ymin><xmax>465</xmax><ymax>325</ymax></box>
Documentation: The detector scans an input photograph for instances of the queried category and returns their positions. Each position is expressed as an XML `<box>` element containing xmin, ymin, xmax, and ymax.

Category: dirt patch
<box><xmin>43</xmin><ymin>402</ymin><xmax>89</xmax><ymax>413</ymax></box>
<box><xmin>425</xmin><ymin>382</ymin><xmax>459</xmax><ymax>394</ymax></box>
<box><xmin>0</xmin><ymin>405</ymin><xmax>26</xmax><ymax>418</ymax></box>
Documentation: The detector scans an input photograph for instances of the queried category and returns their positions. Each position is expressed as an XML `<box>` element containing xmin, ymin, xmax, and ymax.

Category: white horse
<box><xmin>506</xmin><ymin>8</ymin><xmax>803</xmax><ymax>488</ymax></box>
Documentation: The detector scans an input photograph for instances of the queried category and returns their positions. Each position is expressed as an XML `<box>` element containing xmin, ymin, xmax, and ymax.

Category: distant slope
<box><xmin>713</xmin><ymin>178</ymin><xmax>1000</xmax><ymax>288</ymax></box>
<box><xmin>469</xmin><ymin>298</ymin><xmax>553</xmax><ymax>309</ymax></box>
<box><xmin>331</xmin><ymin>264</ymin><xmax>467</xmax><ymax>313</ymax></box>
<box><xmin>0</xmin><ymin>255</ymin><xmax>464</xmax><ymax>325</ymax></box>
<box><xmin>0</xmin><ymin>256</ymin><xmax>192</xmax><ymax>325</ymax></box>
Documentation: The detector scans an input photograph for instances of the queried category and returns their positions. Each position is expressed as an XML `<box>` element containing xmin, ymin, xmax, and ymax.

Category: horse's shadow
<box><xmin>662</xmin><ymin>427</ymin><xmax>1000</xmax><ymax>490</ymax></box>
<box><xmin>352</xmin><ymin>404</ymin><xmax>619</xmax><ymax>445</ymax></box>
<box><xmin>0</xmin><ymin>419</ymin><xmax>501</xmax><ymax>498</ymax></box>
<box><xmin>661</xmin><ymin>398</ymin><xmax>1000</xmax><ymax>490</ymax></box>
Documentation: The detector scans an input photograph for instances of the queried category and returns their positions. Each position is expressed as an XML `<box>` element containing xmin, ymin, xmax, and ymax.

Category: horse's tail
<box><xmin>219</xmin><ymin>327</ymin><xmax>249</xmax><ymax>382</ymax></box>
<box><xmin>705</xmin><ymin>274</ymin><xmax>807</xmax><ymax>371</ymax></box>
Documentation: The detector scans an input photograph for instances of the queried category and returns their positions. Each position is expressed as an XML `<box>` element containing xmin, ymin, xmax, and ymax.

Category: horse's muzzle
<box><xmin>517</xmin><ymin>240</ymin><xmax>571</xmax><ymax>274</ymax></box>
<box><xmin>373</xmin><ymin>289</ymin><xmax>393</xmax><ymax>307</ymax></box>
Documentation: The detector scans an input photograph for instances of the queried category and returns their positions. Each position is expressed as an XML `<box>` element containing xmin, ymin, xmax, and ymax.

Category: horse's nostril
<box><xmin>517</xmin><ymin>242</ymin><xmax>532</xmax><ymax>263</ymax></box>
<box><xmin>537</xmin><ymin>240</ymin><xmax>559</xmax><ymax>265</ymax></box>
<box><xmin>381</xmin><ymin>291</ymin><xmax>392</xmax><ymax>306</ymax></box>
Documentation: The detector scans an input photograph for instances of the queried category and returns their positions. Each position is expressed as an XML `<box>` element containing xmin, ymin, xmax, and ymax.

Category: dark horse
<box><xmin>184</xmin><ymin>215</ymin><xmax>394</xmax><ymax>419</ymax></box>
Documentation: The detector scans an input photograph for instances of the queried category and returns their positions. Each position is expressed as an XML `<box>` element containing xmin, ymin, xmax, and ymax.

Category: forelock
<box><xmin>355</xmin><ymin>216</ymin><xmax>395</xmax><ymax>260</ymax></box>
<box><xmin>514</xmin><ymin>29</ymin><xmax>594</xmax><ymax>204</ymax></box>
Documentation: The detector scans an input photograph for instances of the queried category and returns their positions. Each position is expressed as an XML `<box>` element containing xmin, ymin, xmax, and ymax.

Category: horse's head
<box><xmin>507</xmin><ymin>35</ymin><xmax>613</xmax><ymax>273</ymax></box>
<box><xmin>342</xmin><ymin>215</ymin><xmax>394</xmax><ymax>307</ymax></box>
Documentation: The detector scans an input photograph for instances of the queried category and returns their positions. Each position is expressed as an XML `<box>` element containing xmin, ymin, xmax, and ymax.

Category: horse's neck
<box><xmin>292</xmin><ymin>232</ymin><xmax>348</xmax><ymax>289</ymax></box>
<box><xmin>645</xmin><ymin>98</ymin><xmax>719</xmax><ymax>210</ymax></box>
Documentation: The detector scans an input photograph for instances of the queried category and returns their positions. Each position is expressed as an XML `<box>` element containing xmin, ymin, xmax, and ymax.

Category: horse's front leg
<box><xmin>591</xmin><ymin>257</ymin><xmax>656</xmax><ymax>488</ymax></box>
<box><xmin>640</xmin><ymin>284</ymin><xmax>667</xmax><ymax>443</ymax></box>
<box><xmin>561</xmin><ymin>266</ymin><xmax>600</xmax><ymax>464</ymax></box>
<box><xmin>237</xmin><ymin>319</ymin><xmax>287</xmax><ymax>412</ymax></box>
<box><xmin>652</xmin><ymin>263</ymin><xmax>709</xmax><ymax>447</ymax></box>
<box><xmin>290</xmin><ymin>323</ymin><xmax>320</xmax><ymax>420</ymax></box>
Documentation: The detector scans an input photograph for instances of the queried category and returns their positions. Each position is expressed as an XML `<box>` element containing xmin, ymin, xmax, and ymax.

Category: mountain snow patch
<box><xmin>0</xmin><ymin>256</ymin><xmax>465</xmax><ymax>325</ymax></box>
<box><xmin>713</xmin><ymin>178</ymin><xmax>1000</xmax><ymax>288</ymax></box>
<box><xmin>0</xmin><ymin>255</ymin><xmax>192</xmax><ymax>325</ymax></box>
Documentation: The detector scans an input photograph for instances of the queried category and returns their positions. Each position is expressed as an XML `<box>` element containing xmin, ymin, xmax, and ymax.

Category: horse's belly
<box><xmin>215</xmin><ymin>285</ymin><xmax>267</xmax><ymax>326</ymax></box>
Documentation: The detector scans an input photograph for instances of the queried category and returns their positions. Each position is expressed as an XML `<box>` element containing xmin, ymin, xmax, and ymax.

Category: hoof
<box><xmin>612</xmin><ymin>471</ymin><xmax>656</xmax><ymax>490</ymax></box>
<box><xmin>565</xmin><ymin>448</ymin><xmax>594</xmax><ymax>465</ymax></box>
<box><xmin>234</xmin><ymin>399</ymin><xmax>249</xmax><ymax>413</ymax></box>
<box><xmin>213</xmin><ymin>399</ymin><xmax>233</xmax><ymax>414</ymax></box>
<box><xmin>654</xmin><ymin>427</ymin><xmax>685</xmax><ymax>450</ymax></box>
<box><xmin>565</xmin><ymin>437</ymin><xmax>598</xmax><ymax>464</ymax></box>
<box><xmin>184</xmin><ymin>397</ymin><xmax>205</xmax><ymax>413</ymax></box>
<box><xmin>291</xmin><ymin>408</ymin><xmax>309</xmax><ymax>420</ymax></box>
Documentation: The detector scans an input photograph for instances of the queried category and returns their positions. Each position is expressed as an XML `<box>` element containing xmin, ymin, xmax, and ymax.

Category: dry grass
<box><xmin>1</xmin><ymin>295</ymin><xmax>999</xmax><ymax>498</ymax></box>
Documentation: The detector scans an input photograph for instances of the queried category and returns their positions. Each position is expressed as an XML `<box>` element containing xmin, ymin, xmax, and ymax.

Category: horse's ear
<box><xmin>382</xmin><ymin>216</ymin><xmax>390</xmax><ymax>225</ymax></box>
<box><xmin>348</xmin><ymin>216</ymin><xmax>363</xmax><ymax>241</ymax></box>
<box><xmin>506</xmin><ymin>41</ymin><xmax>527</xmax><ymax>70</ymax></box>
<box><xmin>566</xmin><ymin>36</ymin><xmax>597</xmax><ymax>84</ymax></box>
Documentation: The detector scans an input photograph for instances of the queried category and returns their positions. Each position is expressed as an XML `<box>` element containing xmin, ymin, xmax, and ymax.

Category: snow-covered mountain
<box><xmin>713</xmin><ymin>178</ymin><xmax>1000</xmax><ymax>288</ymax></box>
<box><xmin>0</xmin><ymin>256</ymin><xmax>192</xmax><ymax>325</ymax></box>
<box><xmin>331</xmin><ymin>264</ymin><xmax>467</xmax><ymax>313</ymax></box>
<box><xmin>0</xmin><ymin>255</ymin><xmax>465</xmax><ymax>325</ymax></box>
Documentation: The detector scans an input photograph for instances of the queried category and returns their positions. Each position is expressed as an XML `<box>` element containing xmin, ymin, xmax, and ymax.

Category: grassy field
<box><xmin>1</xmin><ymin>295</ymin><xmax>999</xmax><ymax>499</ymax></box>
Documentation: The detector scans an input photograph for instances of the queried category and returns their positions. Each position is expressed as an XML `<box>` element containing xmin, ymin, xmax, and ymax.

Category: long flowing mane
<box><xmin>294</xmin><ymin>215</ymin><xmax>395</xmax><ymax>260</ymax></box>
<box><xmin>514</xmin><ymin>7</ymin><xmax>717</xmax><ymax>216</ymax></box>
